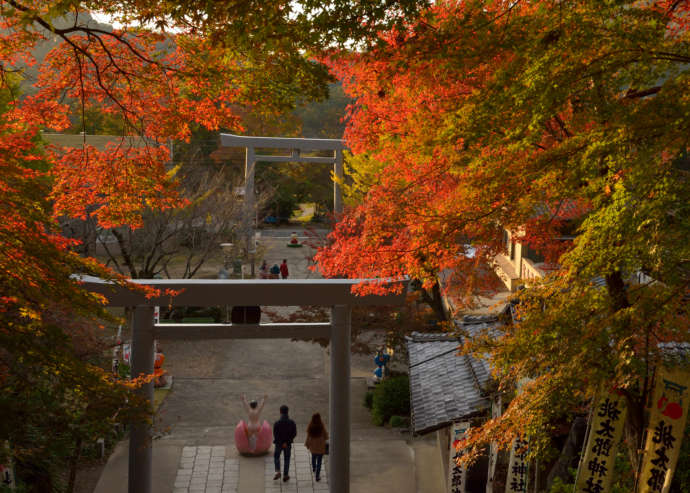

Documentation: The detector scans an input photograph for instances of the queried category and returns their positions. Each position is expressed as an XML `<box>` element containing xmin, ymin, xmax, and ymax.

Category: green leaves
<box><xmin>317</xmin><ymin>0</ymin><xmax>690</xmax><ymax>468</ymax></box>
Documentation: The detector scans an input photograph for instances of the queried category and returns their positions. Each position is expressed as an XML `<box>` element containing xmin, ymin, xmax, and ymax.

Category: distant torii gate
<box><xmin>220</xmin><ymin>134</ymin><xmax>346</xmax><ymax>273</ymax></box>
<box><xmin>83</xmin><ymin>277</ymin><xmax>405</xmax><ymax>493</ymax></box>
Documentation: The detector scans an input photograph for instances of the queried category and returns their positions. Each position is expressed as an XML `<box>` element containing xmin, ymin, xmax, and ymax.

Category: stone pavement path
<box><xmin>174</xmin><ymin>446</ymin><xmax>238</xmax><ymax>493</ymax></box>
<box><xmin>263</xmin><ymin>445</ymin><xmax>328</xmax><ymax>493</ymax></box>
<box><xmin>171</xmin><ymin>444</ymin><xmax>329</xmax><ymax>493</ymax></box>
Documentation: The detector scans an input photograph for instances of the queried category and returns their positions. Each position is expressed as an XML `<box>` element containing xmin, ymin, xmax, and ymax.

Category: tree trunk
<box><xmin>66</xmin><ymin>437</ymin><xmax>82</xmax><ymax>493</ymax></box>
<box><xmin>624</xmin><ymin>395</ymin><xmax>645</xmax><ymax>481</ymax></box>
<box><xmin>420</xmin><ymin>280</ymin><xmax>448</xmax><ymax>322</ymax></box>
<box><xmin>545</xmin><ymin>416</ymin><xmax>587</xmax><ymax>489</ymax></box>
<box><xmin>605</xmin><ymin>271</ymin><xmax>630</xmax><ymax>311</ymax></box>
<box><xmin>430</xmin><ymin>281</ymin><xmax>448</xmax><ymax>322</ymax></box>
<box><xmin>606</xmin><ymin>271</ymin><xmax>646</xmax><ymax>478</ymax></box>
<box><xmin>112</xmin><ymin>228</ymin><xmax>139</xmax><ymax>278</ymax></box>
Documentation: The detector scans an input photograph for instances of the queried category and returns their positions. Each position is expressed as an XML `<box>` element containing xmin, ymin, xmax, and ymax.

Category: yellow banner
<box><xmin>639</xmin><ymin>367</ymin><xmax>690</xmax><ymax>493</ymax></box>
<box><xmin>574</xmin><ymin>388</ymin><xmax>628</xmax><ymax>493</ymax></box>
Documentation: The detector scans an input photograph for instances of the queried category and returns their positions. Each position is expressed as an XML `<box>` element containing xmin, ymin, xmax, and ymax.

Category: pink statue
<box><xmin>236</xmin><ymin>394</ymin><xmax>272</xmax><ymax>455</ymax></box>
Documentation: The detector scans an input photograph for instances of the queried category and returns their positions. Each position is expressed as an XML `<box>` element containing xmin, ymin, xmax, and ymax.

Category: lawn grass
<box><xmin>291</xmin><ymin>202</ymin><xmax>315</xmax><ymax>223</ymax></box>
<box><xmin>154</xmin><ymin>388</ymin><xmax>170</xmax><ymax>411</ymax></box>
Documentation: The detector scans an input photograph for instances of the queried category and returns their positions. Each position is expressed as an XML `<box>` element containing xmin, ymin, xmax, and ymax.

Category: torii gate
<box><xmin>220</xmin><ymin>134</ymin><xmax>346</xmax><ymax>271</ymax></box>
<box><xmin>83</xmin><ymin>277</ymin><xmax>406</xmax><ymax>493</ymax></box>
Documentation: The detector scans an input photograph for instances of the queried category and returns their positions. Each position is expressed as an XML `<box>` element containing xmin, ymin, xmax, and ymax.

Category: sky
<box><xmin>90</xmin><ymin>11</ymin><xmax>121</xmax><ymax>27</ymax></box>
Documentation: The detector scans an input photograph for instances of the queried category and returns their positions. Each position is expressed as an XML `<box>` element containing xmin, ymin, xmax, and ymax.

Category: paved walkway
<box><xmin>173</xmin><ymin>446</ymin><xmax>238</xmax><ymax>492</ymax></box>
<box><xmin>262</xmin><ymin>445</ymin><xmax>329</xmax><ymax>493</ymax></box>
<box><xmin>172</xmin><ymin>444</ymin><xmax>329</xmax><ymax>493</ymax></box>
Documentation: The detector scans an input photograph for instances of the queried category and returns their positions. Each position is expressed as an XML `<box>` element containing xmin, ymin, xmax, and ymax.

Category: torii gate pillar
<box><xmin>330</xmin><ymin>305</ymin><xmax>351</xmax><ymax>493</ymax></box>
<box><xmin>128</xmin><ymin>306</ymin><xmax>155</xmax><ymax>493</ymax></box>
<box><xmin>333</xmin><ymin>148</ymin><xmax>344</xmax><ymax>214</ymax></box>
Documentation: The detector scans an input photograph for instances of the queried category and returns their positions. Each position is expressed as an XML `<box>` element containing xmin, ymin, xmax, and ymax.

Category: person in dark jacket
<box><xmin>273</xmin><ymin>404</ymin><xmax>297</xmax><ymax>481</ymax></box>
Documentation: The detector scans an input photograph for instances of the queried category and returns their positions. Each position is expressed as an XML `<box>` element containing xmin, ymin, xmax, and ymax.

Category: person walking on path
<box><xmin>273</xmin><ymin>404</ymin><xmax>297</xmax><ymax>482</ymax></box>
<box><xmin>280</xmin><ymin>259</ymin><xmax>289</xmax><ymax>279</ymax></box>
<box><xmin>304</xmin><ymin>413</ymin><xmax>329</xmax><ymax>482</ymax></box>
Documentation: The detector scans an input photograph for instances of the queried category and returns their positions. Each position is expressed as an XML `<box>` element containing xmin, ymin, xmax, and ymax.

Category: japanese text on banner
<box><xmin>505</xmin><ymin>437</ymin><xmax>528</xmax><ymax>493</ymax></box>
<box><xmin>448</xmin><ymin>421</ymin><xmax>470</xmax><ymax>493</ymax></box>
<box><xmin>505</xmin><ymin>378</ymin><xmax>531</xmax><ymax>493</ymax></box>
<box><xmin>574</xmin><ymin>388</ymin><xmax>627</xmax><ymax>493</ymax></box>
<box><xmin>639</xmin><ymin>367</ymin><xmax>690</xmax><ymax>493</ymax></box>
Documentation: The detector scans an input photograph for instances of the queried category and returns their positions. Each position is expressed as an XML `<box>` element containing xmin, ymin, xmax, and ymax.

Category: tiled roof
<box><xmin>534</xmin><ymin>199</ymin><xmax>590</xmax><ymax>220</ymax></box>
<box><xmin>659</xmin><ymin>342</ymin><xmax>690</xmax><ymax>362</ymax></box>
<box><xmin>43</xmin><ymin>133</ymin><xmax>149</xmax><ymax>151</ymax></box>
<box><xmin>406</xmin><ymin>315</ymin><xmax>498</xmax><ymax>434</ymax></box>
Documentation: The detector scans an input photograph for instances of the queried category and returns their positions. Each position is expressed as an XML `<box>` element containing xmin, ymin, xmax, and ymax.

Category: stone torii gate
<box><xmin>220</xmin><ymin>133</ymin><xmax>346</xmax><ymax>213</ymax></box>
<box><xmin>220</xmin><ymin>134</ymin><xmax>346</xmax><ymax>272</ymax></box>
<box><xmin>83</xmin><ymin>277</ymin><xmax>405</xmax><ymax>493</ymax></box>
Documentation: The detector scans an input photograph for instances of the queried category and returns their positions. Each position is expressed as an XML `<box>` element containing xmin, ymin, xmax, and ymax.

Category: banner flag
<box><xmin>639</xmin><ymin>367</ymin><xmax>690</xmax><ymax>493</ymax></box>
<box><xmin>0</xmin><ymin>441</ymin><xmax>15</xmax><ymax>490</ymax></box>
<box><xmin>504</xmin><ymin>378</ymin><xmax>532</xmax><ymax>493</ymax></box>
<box><xmin>574</xmin><ymin>388</ymin><xmax>628</xmax><ymax>493</ymax></box>
<box><xmin>448</xmin><ymin>421</ymin><xmax>470</xmax><ymax>493</ymax></box>
<box><xmin>486</xmin><ymin>395</ymin><xmax>502</xmax><ymax>493</ymax></box>
<box><xmin>505</xmin><ymin>436</ymin><xmax>529</xmax><ymax>493</ymax></box>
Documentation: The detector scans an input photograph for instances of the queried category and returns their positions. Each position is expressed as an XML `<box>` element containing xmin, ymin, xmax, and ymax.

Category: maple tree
<box><xmin>0</xmin><ymin>0</ymin><xmax>428</xmax><ymax>488</ymax></box>
<box><xmin>2</xmin><ymin>0</ymin><xmax>428</xmax><ymax>228</ymax></box>
<box><xmin>0</xmin><ymin>90</ymin><xmax>150</xmax><ymax>489</ymax></box>
<box><xmin>0</xmin><ymin>5</ymin><xmax>248</xmax><ymax>485</ymax></box>
<box><xmin>63</xmin><ymin>154</ymin><xmax>247</xmax><ymax>279</ymax></box>
<box><xmin>315</xmin><ymin>0</ymin><xmax>690</xmax><ymax>484</ymax></box>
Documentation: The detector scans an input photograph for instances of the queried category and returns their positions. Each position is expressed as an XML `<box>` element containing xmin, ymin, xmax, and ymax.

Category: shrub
<box><xmin>117</xmin><ymin>362</ymin><xmax>130</xmax><ymax>379</ymax></box>
<box><xmin>371</xmin><ymin>375</ymin><xmax>410</xmax><ymax>426</ymax></box>
<box><xmin>389</xmin><ymin>415</ymin><xmax>408</xmax><ymax>427</ymax></box>
<box><xmin>547</xmin><ymin>477</ymin><xmax>574</xmax><ymax>493</ymax></box>
<box><xmin>364</xmin><ymin>390</ymin><xmax>374</xmax><ymax>409</ymax></box>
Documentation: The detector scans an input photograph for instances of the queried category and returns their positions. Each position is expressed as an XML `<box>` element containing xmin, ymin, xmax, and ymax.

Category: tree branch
<box><xmin>4</xmin><ymin>0</ymin><xmax>173</xmax><ymax>70</ymax></box>
<box><xmin>624</xmin><ymin>86</ymin><xmax>661</xmax><ymax>99</ymax></box>
<box><xmin>111</xmin><ymin>228</ymin><xmax>138</xmax><ymax>278</ymax></box>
